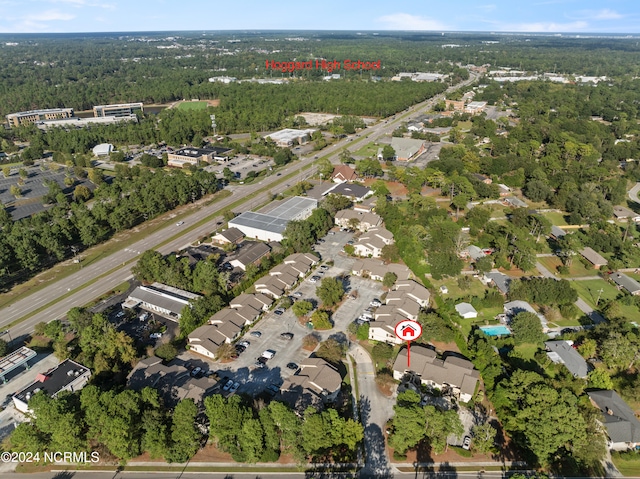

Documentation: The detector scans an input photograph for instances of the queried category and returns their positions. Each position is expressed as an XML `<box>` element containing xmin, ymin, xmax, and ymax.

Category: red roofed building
<box><xmin>330</xmin><ymin>165</ymin><xmax>357</xmax><ymax>183</ymax></box>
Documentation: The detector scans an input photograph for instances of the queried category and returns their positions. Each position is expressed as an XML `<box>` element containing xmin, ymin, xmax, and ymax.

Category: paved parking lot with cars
<box><xmin>202</xmin><ymin>228</ymin><xmax>384</xmax><ymax>398</ymax></box>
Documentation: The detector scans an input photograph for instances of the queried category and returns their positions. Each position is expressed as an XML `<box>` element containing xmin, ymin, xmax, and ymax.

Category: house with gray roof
<box><xmin>323</xmin><ymin>182</ymin><xmax>372</xmax><ymax>202</ymax></box>
<box><xmin>580</xmin><ymin>247</ymin><xmax>608</xmax><ymax>270</ymax></box>
<box><xmin>550</xmin><ymin>225</ymin><xmax>567</xmax><ymax>240</ymax></box>
<box><xmin>545</xmin><ymin>340</ymin><xmax>589</xmax><ymax>378</ymax></box>
<box><xmin>455</xmin><ymin>302</ymin><xmax>478</xmax><ymax>319</ymax></box>
<box><xmin>351</xmin><ymin>258</ymin><xmax>411</xmax><ymax>282</ymax></box>
<box><xmin>212</xmin><ymin>227</ymin><xmax>245</xmax><ymax>246</ymax></box>
<box><xmin>610</xmin><ymin>272</ymin><xmax>640</xmax><ymax>295</ymax></box>
<box><xmin>484</xmin><ymin>270</ymin><xmax>512</xmax><ymax>295</ymax></box>
<box><xmin>392</xmin><ymin>346</ymin><xmax>479</xmax><ymax>402</ymax></box>
<box><xmin>462</xmin><ymin>245</ymin><xmax>485</xmax><ymax>261</ymax></box>
<box><xmin>280</xmin><ymin>357</ymin><xmax>342</xmax><ymax>411</ymax></box>
<box><xmin>588</xmin><ymin>390</ymin><xmax>640</xmax><ymax>450</ymax></box>
<box><xmin>229</xmin><ymin>241</ymin><xmax>271</xmax><ymax>271</ymax></box>
<box><xmin>389</xmin><ymin>137</ymin><xmax>425</xmax><ymax>162</ymax></box>
<box><xmin>502</xmin><ymin>196</ymin><xmax>528</xmax><ymax>208</ymax></box>
<box><xmin>123</xmin><ymin>283</ymin><xmax>202</xmax><ymax>321</ymax></box>
<box><xmin>394</xmin><ymin>279</ymin><xmax>431</xmax><ymax>307</ymax></box>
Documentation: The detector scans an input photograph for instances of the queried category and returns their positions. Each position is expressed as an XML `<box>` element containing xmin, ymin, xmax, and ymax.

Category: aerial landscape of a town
<box><xmin>0</xmin><ymin>2</ymin><xmax>640</xmax><ymax>479</ymax></box>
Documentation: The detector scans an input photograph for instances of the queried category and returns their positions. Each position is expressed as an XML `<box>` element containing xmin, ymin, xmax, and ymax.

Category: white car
<box><xmin>229</xmin><ymin>382</ymin><xmax>240</xmax><ymax>393</ymax></box>
<box><xmin>222</xmin><ymin>379</ymin><xmax>234</xmax><ymax>391</ymax></box>
<box><xmin>176</xmin><ymin>221</ymin><xmax>184</xmax><ymax>226</ymax></box>
<box><xmin>150</xmin><ymin>332</ymin><xmax>162</xmax><ymax>339</ymax></box>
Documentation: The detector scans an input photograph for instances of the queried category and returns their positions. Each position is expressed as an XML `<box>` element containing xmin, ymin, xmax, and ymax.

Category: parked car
<box><xmin>254</xmin><ymin>361</ymin><xmax>266</xmax><ymax>368</ymax></box>
<box><xmin>293</xmin><ymin>292</ymin><xmax>303</xmax><ymax>298</ymax></box>
<box><xmin>320</xmin><ymin>265</ymin><xmax>329</xmax><ymax>270</ymax></box>
<box><xmin>370</xmin><ymin>299</ymin><xmax>382</xmax><ymax>307</ymax></box>
<box><xmin>190</xmin><ymin>367</ymin><xmax>202</xmax><ymax>377</ymax></box>
<box><xmin>229</xmin><ymin>382</ymin><xmax>240</xmax><ymax>393</ymax></box>
<box><xmin>280</xmin><ymin>332</ymin><xmax>294</xmax><ymax>340</ymax></box>
<box><xmin>286</xmin><ymin>362</ymin><xmax>298</xmax><ymax>370</ymax></box>
<box><xmin>250</xmin><ymin>331</ymin><xmax>262</xmax><ymax>338</ymax></box>
<box><xmin>462</xmin><ymin>436</ymin><xmax>471</xmax><ymax>450</ymax></box>
<box><xmin>235</xmin><ymin>344</ymin><xmax>246</xmax><ymax>353</ymax></box>
<box><xmin>274</xmin><ymin>308</ymin><xmax>285</xmax><ymax>316</ymax></box>
<box><xmin>266</xmin><ymin>384</ymin><xmax>280</xmax><ymax>394</ymax></box>
<box><xmin>261</xmin><ymin>349</ymin><xmax>276</xmax><ymax>360</ymax></box>
<box><xmin>222</xmin><ymin>379</ymin><xmax>234</xmax><ymax>391</ymax></box>
<box><xmin>176</xmin><ymin>221</ymin><xmax>184</xmax><ymax>226</ymax></box>
<box><xmin>150</xmin><ymin>332</ymin><xmax>163</xmax><ymax>339</ymax></box>
<box><xmin>238</xmin><ymin>340</ymin><xmax>250</xmax><ymax>348</ymax></box>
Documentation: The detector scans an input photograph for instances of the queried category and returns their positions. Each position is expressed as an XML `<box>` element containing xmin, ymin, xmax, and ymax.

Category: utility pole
<box><xmin>595</xmin><ymin>288</ymin><xmax>604</xmax><ymax>306</ymax></box>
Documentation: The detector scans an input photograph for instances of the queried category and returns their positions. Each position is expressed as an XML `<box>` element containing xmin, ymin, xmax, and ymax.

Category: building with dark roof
<box><xmin>545</xmin><ymin>340</ymin><xmax>589</xmax><ymax>378</ymax></box>
<box><xmin>13</xmin><ymin>359</ymin><xmax>91</xmax><ymax>413</ymax></box>
<box><xmin>323</xmin><ymin>183</ymin><xmax>372</xmax><ymax>202</ymax></box>
<box><xmin>392</xmin><ymin>346</ymin><xmax>479</xmax><ymax>402</ymax></box>
<box><xmin>229</xmin><ymin>241</ymin><xmax>271</xmax><ymax>271</ymax></box>
<box><xmin>484</xmin><ymin>270</ymin><xmax>512</xmax><ymax>295</ymax></box>
<box><xmin>279</xmin><ymin>357</ymin><xmax>342</xmax><ymax>411</ymax></box>
<box><xmin>611</xmin><ymin>272</ymin><xmax>640</xmax><ymax>295</ymax></box>
<box><xmin>588</xmin><ymin>390</ymin><xmax>640</xmax><ymax>450</ymax></box>
<box><xmin>212</xmin><ymin>227</ymin><xmax>245</xmax><ymax>246</ymax></box>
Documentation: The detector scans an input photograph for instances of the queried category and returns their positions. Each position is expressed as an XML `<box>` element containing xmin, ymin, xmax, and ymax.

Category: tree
<box><xmin>155</xmin><ymin>343</ymin><xmax>178</xmax><ymax>362</ymax></box>
<box><xmin>382</xmin><ymin>271</ymin><xmax>397</xmax><ymax>289</ymax></box>
<box><xmin>292</xmin><ymin>300</ymin><xmax>313</xmax><ymax>317</ymax></box>
<box><xmin>166</xmin><ymin>399</ymin><xmax>201</xmax><ymax>463</ymax></box>
<box><xmin>588</xmin><ymin>368</ymin><xmax>613</xmax><ymax>390</ymax></box>
<box><xmin>0</xmin><ymin>338</ymin><xmax>7</xmax><ymax>357</ymax></box>
<box><xmin>381</xmin><ymin>244</ymin><xmax>400</xmax><ymax>263</ymax></box>
<box><xmin>389</xmin><ymin>390</ymin><xmax>426</xmax><ymax>454</ymax></box>
<box><xmin>10</xmin><ymin>184</ymin><xmax>21</xmax><ymax>197</ymax></box>
<box><xmin>474</xmin><ymin>255</ymin><xmax>493</xmax><ymax>275</ymax></box>
<box><xmin>382</xmin><ymin>144</ymin><xmax>396</xmax><ymax>160</ymax></box>
<box><xmin>322</xmin><ymin>194</ymin><xmax>352</xmax><ymax>215</ymax></box>
<box><xmin>316</xmin><ymin>157</ymin><xmax>333</xmax><ymax>179</ymax></box>
<box><xmin>510</xmin><ymin>312</ymin><xmax>545</xmax><ymax>345</ymax></box>
<box><xmin>316</xmin><ymin>277</ymin><xmax>345</xmax><ymax>308</ymax></box>
<box><xmin>311</xmin><ymin>309</ymin><xmax>332</xmax><ymax>330</ymax></box>
<box><xmin>283</xmin><ymin>219</ymin><xmax>315</xmax><ymax>253</ymax></box>
<box><xmin>315</xmin><ymin>338</ymin><xmax>346</xmax><ymax>364</ymax></box>
<box><xmin>73</xmin><ymin>184</ymin><xmax>92</xmax><ymax>202</ymax></box>
<box><xmin>578</xmin><ymin>338</ymin><xmax>597</xmax><ymax>359</ymax></box>
<box><xmin>471</xmin><ymin>423</ymin><xmax>497</xmax><ymax>454</ymax></box>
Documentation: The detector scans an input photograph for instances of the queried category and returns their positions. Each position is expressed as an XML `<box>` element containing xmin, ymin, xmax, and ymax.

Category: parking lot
<box><xmin>193</xmin><ymin>228</ymin><xmax>384</xmax><ymax>398</ymax></box>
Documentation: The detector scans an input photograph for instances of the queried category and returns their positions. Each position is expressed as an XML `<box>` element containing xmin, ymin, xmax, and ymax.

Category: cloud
<box><xmin>478</xmin><ymin>4</ymin><xmax>496</xmax><ymax>12</ymax></box>
<box><xmin>47</xmin><ymin>0</ymin><xmax>115</xmax><ymax>8</ymax></box>
<box><xmin>505</xmin><ymin>20</ymin><xmax>589</xmax><ymax>32</ymax></box>
<box><xmin>27</xmin><ymin>9</ymin><xmax>75</xmax><ymax>22</ymax></box>
<box><xmin>589</xmin><ymin>9</ymin><xmax>624</xmax><ymax>20</ymax></box>
<box><xmin>377</xmin><ymin>13</ymin><xmax>448</xmax><ymax>31</ymax></box>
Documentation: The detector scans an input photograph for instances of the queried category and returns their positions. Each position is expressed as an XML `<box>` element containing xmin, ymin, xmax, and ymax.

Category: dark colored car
<box><xmin>286</xmin><ymin>362</ymin><xmax>298</xmax><ymax>370</ymax></box>
<box><xmin>280</xmin><ymin>332</ymin><xmax>294</xmax><ymax>340</ymax></box>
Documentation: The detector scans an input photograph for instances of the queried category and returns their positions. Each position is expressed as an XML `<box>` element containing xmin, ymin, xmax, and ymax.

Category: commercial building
<box><xmin>211</xmin><ymin>227</ymin><xmax>245</xmax><ymax>246</ymax></box>
<box><xmin>123</xmin><ymin>283</ymin><xmax>202</xmax><ymax>321</ymax></box>
<box><xmin>167</xmin><ymin>147</ymin><xmax>232</xmax><ymax>168</ymax></box>
<box><xmin>12</xmin><ymin>359</ymin><xmax>91</xmax><ymax>414</ymax></box>
<box><xmin>228</xmin><ymin>196</ymin><xmax>317</xmax><ymax>242</ymax></box>
<box><xmin>389</xmin><ymin>137</ymin><xmax>426</xmax><ymax>162</ymax></box>
<box><xmin>92</xmin><ymin>143</ymin><xmax>114</xmax><ymax>157</ymax></box>
<box><xmin>0</xmin><ymin>347</ymin><xmax>37</xmax><ymax>383</ymax></box>
<box><xmin>392</xmin><ymin>346</ymin><xmax>479</xmax><ymax>402</ymax></box>
<box><xmin>264</xmin><ymin>128</ymin><xmax>316</xmax><ymax>147</ymax></box>
<box><xmin>34</xmin><ymin>115</ymin><xmax>137</xmax><ymax>130</ymax></box>
<box><xmin>6</xmin><ymin>108</ymin><xmax>74</xmax><ymax>127</ymax></box>
<box><xmin>93</xmin><ymin>102</ymin><xmax>143</xmax><ymax>117</ymax></box>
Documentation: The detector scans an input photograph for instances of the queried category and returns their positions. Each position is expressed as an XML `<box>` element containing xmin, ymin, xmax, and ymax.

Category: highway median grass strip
<box><xmin>3</xmin><ymin>160</ymin><xmax>313</xmax><ymax>327</ymax></box>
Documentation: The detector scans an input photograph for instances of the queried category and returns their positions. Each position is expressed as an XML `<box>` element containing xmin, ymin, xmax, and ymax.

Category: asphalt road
<box><xmin>0</xmin><ymin>73</ymin><xmax>477</xmax><ymax>347</ymax></box>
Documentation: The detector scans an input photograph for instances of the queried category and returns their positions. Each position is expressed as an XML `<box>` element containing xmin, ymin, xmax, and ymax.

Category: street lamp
<box><xmin>1</xmin><ymin>329</ymin><xmax>12</xmax><ymax>345</ymax></box>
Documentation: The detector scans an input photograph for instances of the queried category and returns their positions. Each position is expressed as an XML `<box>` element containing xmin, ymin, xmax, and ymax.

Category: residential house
<box><xmin>550</xmin><ymin>226</ymin><xmax>567</xmax><ymax>240</ymax></box>
<box><xmin>461</xmin><ymin>245</ymin><xmax>485</xmax><ymax>261</ymax></box>
<box><xmin>353</xmin><ymin>196</ymin><xmax>377</xmax><ymax>213</ymax></box>
<box><xmin>613</xmin><ymin>205</ymin><xmax>640</xmax><ymax>222</ymax></box>
<box><xmin>504</xmin><ymin>300</ymin><xmax>548</xmax><ymax>332</ymax></box>
<box><xmin>376</xmin><ymin>301</ymin><xmax>420</xmax><ymax>321</ymax></box>
<box><xmin>323</xmin><ymin>182</ymin><xmax>372</xmax><ymax>202</ymax></box>
<box><xmin>330</xmin><ymin>165</ymin><xmax>357</xmax><ymax>183</ymax></box>
<box><xmin>229</xmin><ymin>241</ymin><xmax>271</xmax><ymax>271</ymax></box>
<box><xmin>334</xmin><ymin>209</ymin><xmax>382</xmax><ymax>232</ymax></box>
<box><xmin>502</xmin><ymin>196</ymin><xmax>528</xmax><ymax>208</ymax></box>
<box><xmin>471</xmin><ymin>173</ymin><xmax>492</xmax><ymax>184</ymax></box>
<box><xmin>188</xmin><ymin>324</ymin><xmax>228</xmax><ymax>359</ymax></box>
<box><xmin>229</xmin><ymin>293</ymin><xmax>273</xmax><ymax>312</ymax></box>
<box><xmin>254</xmin><ymin>275</ymin><xmax>287</xmax><ymax>299</ymax></box>
<box><xmin>127</xmin><ymin>356</ymin><xmax>218</xmax><ymax>407</ymax></box>
<box><xmin>353</xmin><ymin>227</ymin><xmax>394</xmax><ymax>258</ymax></box>
<box><xmin>455</xmin><ymin>302</ymin><xmax>478</xmax><ymax>319</ymax></box>
<box><xmin>484</xmin><ymin>270</ymin><xmax>512</xmax><ymax>295</ymax></box>
<box><xmin>368</xmin><ymin>313</ymin><xmax>405</xmax><ymax>345</ymax></box>
<box><xmin>497</xmin><ymin>184</ymin><xmax>511</xmax><ymax>197</ymax></box>
<box><xmin>580</xmin><ymin>247</ymin><xmax>608</xmax><ymax>270</ymax></box>
<box><xmin>212</xmin><ymin>227</ymin><xmax>245</xmax><ymax>246</ymax></box>
<box><xmin>588</xmin><ymin>390</ymin><xmax>640</xmax><ymax>451</ymax></box>
<box><xmin>392</xmin><ymin>346</ymin><xmax>480</xmax><ymax>402</ymax></box>
<box><xmin>279</xmin><ymin>357</ymin><xmax>342</xmax><ymax>411</ymax></box>
<box><xmin>611</xmin><ymin>272</ymin><xmax>640</xmax><ymax>295</ymax></box>
<box><xmin>351</xmin><ymin>258</ymin><xmax>411</xmax><ymax>281</ymax></box>
<box><xmin>545</xmin><ymin>340</ymin><xmax>589</xmax><ymax>378</ymax></box>
<box><xmin>390</xmin><ymin>279</ymin><xmax>431</xmax><ymax>307</ymax></box>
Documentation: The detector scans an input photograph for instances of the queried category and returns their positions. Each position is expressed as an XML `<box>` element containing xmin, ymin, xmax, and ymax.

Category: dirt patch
<box><xmin>207</xmin><ymin>99</ymin><xmax>221</xmax><ymax>107</ymax></box>
<box><xmin>424</xmin><ymin>340</ymin><xmax>461</xmax><ymax>354</ymax></box>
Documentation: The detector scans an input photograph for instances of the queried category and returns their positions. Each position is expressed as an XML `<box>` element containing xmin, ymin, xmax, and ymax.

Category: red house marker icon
<box><xmin>395</xmin><ymin>320</ymin><xmax>422</xmax><ymax>368</ymax></box>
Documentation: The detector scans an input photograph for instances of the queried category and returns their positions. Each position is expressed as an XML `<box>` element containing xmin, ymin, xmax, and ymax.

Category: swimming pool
<box><xmin>480</xmin><ymin>325</ymin><xmax>511</xmax><ymax>336</ymax></box>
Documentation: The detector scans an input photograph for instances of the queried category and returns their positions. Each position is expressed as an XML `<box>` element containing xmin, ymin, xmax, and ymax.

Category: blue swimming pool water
<box><xmin>480</xmin><ymin>325</ymin><xmax>511</xmax><ymax>336</ymax></box>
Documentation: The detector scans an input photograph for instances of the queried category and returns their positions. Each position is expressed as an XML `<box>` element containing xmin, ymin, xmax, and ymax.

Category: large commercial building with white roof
<box><xmin>228</xmin><ymin>196</ymin><xmax>317</xmax><ymax>242</ymax></box>
<box><xmin>264</xmin><ymin>128</ymin><xmax>316</xmax><ymax>147</ymax></box>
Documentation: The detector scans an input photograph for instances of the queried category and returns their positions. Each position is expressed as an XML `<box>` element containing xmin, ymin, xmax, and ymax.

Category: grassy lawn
<box><xmin>457</xmin><ymin>120</ymin><xmax>472</xmax><ymax>131</ymax></box>
<box><xmin>537</xmin><ymin>256</ymin><xmax>599</xmax><ymax>277</ymax></box>
<box><xmin>353</xmin><ymin>142</ymin><xmax>380</xmax><ymax>157</ymax></box>
<box><xmin>612</xmin><ymin>456</ymin><xmax>640</xmax><ymax>477</ymax></box>
<box><xmin>541</xmin><ymin>211</ymin><xmax>569</xmax><ymax>226</ymax></box>
<box><xmin>571</xmin><ymin>280</ymin><xmax>640</xmax><ymax>323</ymax></box>
<box><xmin>177</xmin><ymin>101</ymin><xmax>208</xmax><ymax>110</ymax></box>
<box><xmin>513</xmin><ymin>343</ymin><xmax>540</xmax><ymax>360</ymax></box>
<box><xmin>431</xmin><ymin>277</ymin><xmax>488</xmax><ymax>301</ymax></box>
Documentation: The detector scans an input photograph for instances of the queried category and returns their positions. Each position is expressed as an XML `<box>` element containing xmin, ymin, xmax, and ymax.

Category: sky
<box><xmin>0</xmin><ymin>0</ymin><xmax>639</xmax><ymax>34</ymax></box>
